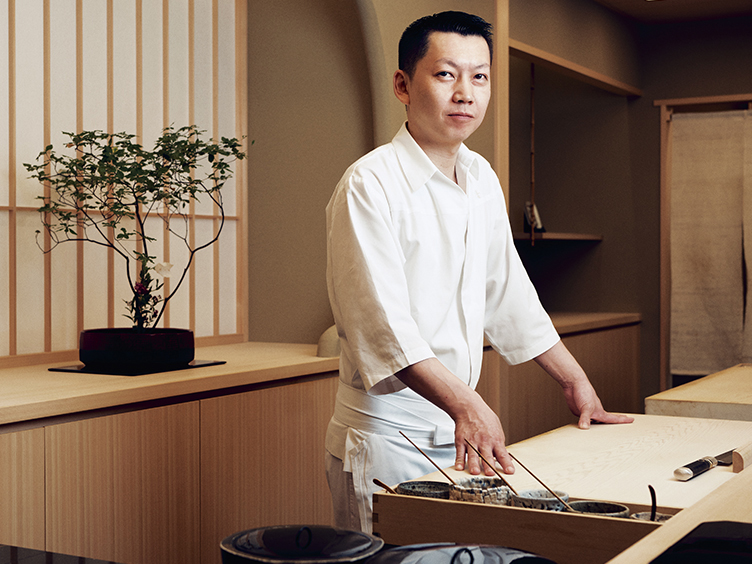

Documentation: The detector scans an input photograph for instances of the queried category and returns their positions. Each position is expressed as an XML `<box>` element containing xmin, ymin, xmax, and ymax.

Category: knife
<box><xmin>674</xmin><ymin>449</ymin><xmax>734</xmax><ymax>481</ymax></box>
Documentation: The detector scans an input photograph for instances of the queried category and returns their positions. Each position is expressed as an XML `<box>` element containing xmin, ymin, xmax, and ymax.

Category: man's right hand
<box><xmin>396</xmin><ymin>358</ymin><xmax>514</xmax><ymax>477</ymax></box>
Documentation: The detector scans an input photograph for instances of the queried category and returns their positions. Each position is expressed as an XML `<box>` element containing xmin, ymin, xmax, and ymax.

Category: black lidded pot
<box><xmin>220</xmin><ymin>525</ymin><xmax>384</xmax><ymax>564</ymax></box>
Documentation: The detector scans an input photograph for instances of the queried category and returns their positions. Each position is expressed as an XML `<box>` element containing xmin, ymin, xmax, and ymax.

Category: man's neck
<box><xmin>427</xmin><ymin>148</ymin><xmax>459</xmax><ymax>184</ymax></box>
<box><xmin>406</xmin><ymin>124</ymin><xmax>462</xmax><ymax>186</ymax></box>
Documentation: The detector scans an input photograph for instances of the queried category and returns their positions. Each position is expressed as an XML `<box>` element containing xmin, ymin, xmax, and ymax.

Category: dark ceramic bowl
<box><xmin>395</xmin><ymin>481</ymin><xmax>452</xmax><ymax>499</ymax></box>
<box><xmin>511</xmin><ymin>489</ymin><xmax>569</xmax><ymax>511</ymax></box>
<box><xmin>568</xmin><ymin>500</ymin><xmax>630</xmax><ymax>518</ymax></box>
<box><xmin>630</xmin><ymin>511</ymin><xmax>673</xmax><ymax>523</ymax></box>
<box><xmin>449</xmin><ymin>477</ymin><xmax>511</xmax><ymax>505</ymax></box>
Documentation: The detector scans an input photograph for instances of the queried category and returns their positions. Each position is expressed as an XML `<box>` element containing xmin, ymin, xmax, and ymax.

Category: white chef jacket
<box><xmin>325</xmin><ymin>123</ymin><xmax>559</xmax><ymax>530</ymax></box>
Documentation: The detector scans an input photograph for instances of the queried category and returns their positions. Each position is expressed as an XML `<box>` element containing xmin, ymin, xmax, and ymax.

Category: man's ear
<box><xmin>393</xmin><ymin>70</ymin><xmax>410</xmax><ymax>105</ymax></box>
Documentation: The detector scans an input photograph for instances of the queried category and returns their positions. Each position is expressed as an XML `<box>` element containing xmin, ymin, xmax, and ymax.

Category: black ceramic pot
<box><xmin>220</xmin><ymin>525</ymin><xmax>383</xmax><ymax>563</ymax></box>
<box><xmin>79</xmin><ymin>327</ymin><xmax>195</xmax><ymax>374</ymax></box>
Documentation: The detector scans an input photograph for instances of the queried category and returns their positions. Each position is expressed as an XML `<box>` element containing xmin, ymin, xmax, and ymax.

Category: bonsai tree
<box><xmin>25</xmin><ymin>125</ymin><xmax>246</xmax><ymax>330</ymax></box>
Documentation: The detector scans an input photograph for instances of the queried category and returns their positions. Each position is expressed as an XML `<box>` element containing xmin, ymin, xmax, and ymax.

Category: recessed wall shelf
<box><xmin>513</xmin><ymin>232</ymin><xmax>603</xmax><ymax>242</ymax></box>
<box><xmin>509</xmin><ymin>39</ymin><xmax>643</xmax><ymax>98</ymax></box>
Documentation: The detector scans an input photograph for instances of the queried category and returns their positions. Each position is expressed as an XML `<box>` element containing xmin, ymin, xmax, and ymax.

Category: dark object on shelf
<box><xmin>220</xmin><ymin>525</ymin><xmax>384</xmax><ymax>563</ymax></box>
<box><xmin>523</xmin><ymin>201</ymin><xmax>546</xmax><ymax>234</ymax></box>
<box><xmin>650</xmin><ymin>521</ymin><xmax>752</xmax><ymax>563</ymax></box>
<box><xmin>50</xmin><ymin>359</ymin><xmax>225</xmax><ymax>377</ymax></box>
<box><xmin>49</xmin><ymin>327</ymin><xmax>225</xmax><ymax>376</ymax></box>
<box><xmin>79</xmin><ymin>327</ymin><xmax>194</xmax><ymax>373</ymax></box>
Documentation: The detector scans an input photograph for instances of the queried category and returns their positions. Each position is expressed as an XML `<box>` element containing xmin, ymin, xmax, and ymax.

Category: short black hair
<box><xmin>398</xmin><ymin>11</ymin><xmax>493</xmax><ymax>78</ymax></box>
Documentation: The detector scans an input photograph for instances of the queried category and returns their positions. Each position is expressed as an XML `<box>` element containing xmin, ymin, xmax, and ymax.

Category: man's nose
<box><xmin>453</xmin><ymin>78</ymin><xmax>474</xmax><ymax>104</ymax></box>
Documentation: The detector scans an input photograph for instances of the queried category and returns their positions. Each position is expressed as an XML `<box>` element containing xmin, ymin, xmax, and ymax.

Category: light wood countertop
<box><xmin>645</xmin><ymin>363</ymin><xmax>752</xmax><ymax>421</ymax></box>
<box><xmin>607</xmin><ymin>463</ymin><xmax>752</xmax><ymax>563</ymax></box>
<box><xmin>0</xmin><ymin>342</ymin><xmax>339</xmax><ymax>426</ymax></box>
<box><xmin>404</xmin><ymin>414</ymin><xmax>752</xmax><ymax>511</ymax></box>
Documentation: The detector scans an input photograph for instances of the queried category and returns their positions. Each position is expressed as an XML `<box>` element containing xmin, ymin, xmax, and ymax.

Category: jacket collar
<box><xmin>391</xmin><ymin>122</ymin><xmax>480</xmax><ymax>192</ymax></box>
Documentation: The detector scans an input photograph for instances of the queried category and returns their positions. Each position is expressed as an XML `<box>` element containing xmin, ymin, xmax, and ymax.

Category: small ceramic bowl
<box><xmin>630</xmin><ymin>511</ymin><xmax>673</xmax><ymax>523</ymax></box>
<box><xmin>395</xmin><ymin>480</ymin><xmax>451</xmax><ymax>499</ymax></box>
<box><xmin>568</xmin><ymin>500</ymin><xmax>630</xmax><ymax>518</ymax></box>
<box><xmin>511</xmin><ymin>489</ymin><xmax>570</xmax><ymax>511</ymax></box>
<box><xmin>449</xmin><ymin>477</ymin><xmax>511</xmax><ymax>505</ymax></box>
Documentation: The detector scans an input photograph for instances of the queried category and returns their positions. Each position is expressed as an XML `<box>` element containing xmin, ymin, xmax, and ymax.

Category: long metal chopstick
<box><xmin>463</xmin><ymin>439</ymin><xmax>518</xmax><ymax>495</ymax></box>
<box><xmin>399</xmin><ymin>431</ymin><xmax>457</xmax><ymax>485</ymax></box>
<box><xmin>507</xmin><ymin>452</ymin><xmax>578</xmax><ymax>512</ymax></box>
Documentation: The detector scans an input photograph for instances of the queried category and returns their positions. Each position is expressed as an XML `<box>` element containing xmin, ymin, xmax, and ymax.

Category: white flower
<box><xmin>154</xmin><ymin>262</ymin><xmax>173</xmax><ymax>277</ymax></box>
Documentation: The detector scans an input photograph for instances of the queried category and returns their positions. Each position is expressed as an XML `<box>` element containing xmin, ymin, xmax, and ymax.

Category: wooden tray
<box><xmin>373</xmin><ymin>493</ymin><xmax>669</xmax><ymax>564</ymax></box>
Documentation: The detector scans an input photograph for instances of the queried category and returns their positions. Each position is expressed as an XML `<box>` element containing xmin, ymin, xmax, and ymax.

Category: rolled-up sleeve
<box><xmin>326</xmin><ymin>166</ymin><xmax>435</xmax><ymax>392</ymax></box>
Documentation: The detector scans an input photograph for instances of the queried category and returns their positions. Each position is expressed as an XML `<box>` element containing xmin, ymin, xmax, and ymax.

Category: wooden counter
<box><xmin>0</xmin><ymin>342</ymin><xmax>339</xmax><ymax>427</ymax></box>
<box><xmin>645</xmin><ymin>363</ymin><xmax>752</xmax><ymax>421</ymax></box>
<box><xmin>607</xmin><ymin>466</ymin><xmax>752</xmax><ymax>563</ymax></box>
<box><xmin>0</xmin><ymin>342</ymin><xmax>340</xmax><ymax>564</ymax></box>
<box><xmin>373</xmin><ymin>414</ymin><xmax>752</xmax><ymax>564</ymax></box>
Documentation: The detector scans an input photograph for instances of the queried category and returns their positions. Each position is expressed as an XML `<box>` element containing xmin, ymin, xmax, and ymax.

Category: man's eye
<box><xmin>474</xmin><ymin>74</ymin><xmax>488</xmax><ymax>81</ymax></box>
<box><xmin>436</xmin><ymin>71</ymin><xmax>453</xmax><ymax>78</ymax></box>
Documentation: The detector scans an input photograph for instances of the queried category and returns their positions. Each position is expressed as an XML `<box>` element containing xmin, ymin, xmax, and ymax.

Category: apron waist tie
<box><xmin>333</xmin><ymin>382</ymin><xmax>454</xmax><ymax>446</ymax></box>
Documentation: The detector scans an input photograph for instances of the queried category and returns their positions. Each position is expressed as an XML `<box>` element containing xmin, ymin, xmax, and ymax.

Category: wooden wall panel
<box><xmin>45</xmin><ymin>402</ymin><xmax>201</xmax><ymax>564</ymax></box>
<box><xmin>480</xmin><ymin>324</ymin><xmax>641</xmax><ymax>445</ymax></box>
<box><xmin>0</xmin><ymin>428</ymin><xmax>45</xmax><ymax>550</ymax></box>
<box><xmin>200</xmin><ymin>375</ymin><xmax>338</xmax><ymax>564</ymax></box>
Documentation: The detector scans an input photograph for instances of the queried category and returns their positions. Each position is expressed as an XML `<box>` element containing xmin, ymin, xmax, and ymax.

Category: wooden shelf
<box><xmin>0</xmin><ymin>342</ymin><xmax>339</xmax><ymax>426</ymax></box>
<box><xmin>509</xmin><ymin>38</ymin><xmax>643</xmax><ymax>97</ymax></box>
<box><xmin>513</xmin><ymin>231</ymin><xmax>603</xmax><ymax>241</ymax></box>
<box><xmin>548</xmin><ymin>311</ymin><xmax>641</xmax><ymax>335</ymax></box>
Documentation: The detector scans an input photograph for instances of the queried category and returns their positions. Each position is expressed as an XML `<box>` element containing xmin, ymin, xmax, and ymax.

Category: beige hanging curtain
<box><xmin>670</xmin><ymin>110</ymin><xmax>752</xmax><ymax>375</ymax></box>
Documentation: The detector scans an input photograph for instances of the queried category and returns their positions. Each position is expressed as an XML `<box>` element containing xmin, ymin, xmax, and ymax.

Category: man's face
<box><xmin>394</xmin><ymin>31</ymin><xmax>491</xmax><ymax>154</ymax></box>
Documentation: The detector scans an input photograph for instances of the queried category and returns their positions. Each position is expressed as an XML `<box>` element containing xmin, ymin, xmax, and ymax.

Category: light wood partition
<box><xmin>0</xmin><ymin>0</ymin><xmax>248</xmax><ymax>367</ymax></box>
<box><xmin>0</xmin><ymin>428</ymin><xmax>45</xmax><ymax>550</ymax></box>
<box><xmin>45</xmin><ymin>402</ymin><xmax>201</xmax><ymax>564</ymax></box>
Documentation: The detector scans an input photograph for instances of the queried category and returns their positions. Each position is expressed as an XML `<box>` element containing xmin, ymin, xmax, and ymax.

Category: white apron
<box><xmin>331</xmin><ymin>383</ymin><xmax>456</xmax><ymax>532</ymax></box>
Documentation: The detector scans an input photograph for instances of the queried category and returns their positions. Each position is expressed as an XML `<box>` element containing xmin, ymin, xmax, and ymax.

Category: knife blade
<box><xmin>674</xmin><ymin>449</ymin><xmax>734</xmax><ymax>481</ymax></box>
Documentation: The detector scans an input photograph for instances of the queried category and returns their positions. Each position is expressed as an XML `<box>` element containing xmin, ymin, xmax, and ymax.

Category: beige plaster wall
<box><xmin>247</xmin><ymin>0</ymin><xmax>497</xmax><ymax>344</ymax></box>
<box><xmin>509</xmin><ymin>0</ymin><xmax>641</xmax><ymax>87</ymax></box>
<box><xmin>246</xmin><ymin>0</ymin><xmax>373</xmax><ymax>344</ymax></box>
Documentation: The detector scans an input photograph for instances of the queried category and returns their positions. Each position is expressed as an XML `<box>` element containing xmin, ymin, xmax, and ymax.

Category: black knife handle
<box><xmin>674</xmin><ymin>456</ymin><xmax>717</xmax><ymax>481</ymax></box>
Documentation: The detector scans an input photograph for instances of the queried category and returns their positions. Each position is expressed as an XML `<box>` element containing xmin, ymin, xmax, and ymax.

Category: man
<box><xmin>325</xmin><ymin>11</ymin><xmax>633</xmax><ymax>533</ymax></box>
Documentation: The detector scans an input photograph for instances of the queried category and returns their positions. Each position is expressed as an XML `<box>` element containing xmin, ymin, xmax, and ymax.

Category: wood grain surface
<box><xmin>0</xmin><ymin>342</ymin><xmax>338</xmax><ymax>425</ymax></box>
<box><xmin>401</xmin><ymin>414</ymin><xmax>752</xmax><ymax>510</ymax></box>
<box><xmin>0</xmin><ymin>428</ymin><xmax>45</xmax><ymax>549</ymax></box>
<box><xmin>645</xmin><ymin>364</ymin><xmax>752</xmax><ymax>421</ymax></box>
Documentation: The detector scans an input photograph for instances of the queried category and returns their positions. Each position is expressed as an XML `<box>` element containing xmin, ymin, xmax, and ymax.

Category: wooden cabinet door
<box><xmin>45</xmin><ymin>402</ymin><xmax>200</xmax><ymax>564</ymax></box>
<box><xmin>480</xmin><ymin>324</ymin><xmax>641</xmax><ymax>445</ymax></box>
<box><xmin>0</xmin><ymin>427</ymin><xmax>45</xmax><ymax>550</ymax></box>
<box><xmin>200</xmin><ymin>374</ymin><xmax>338</xmax><ymax>564</ymax></box>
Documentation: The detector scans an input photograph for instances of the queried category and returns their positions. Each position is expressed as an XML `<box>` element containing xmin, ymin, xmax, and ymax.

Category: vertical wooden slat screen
<box><xmin>0</xmin><ymin>0</ymin><xmax>248</xmax><ymax>367</ymax></box>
